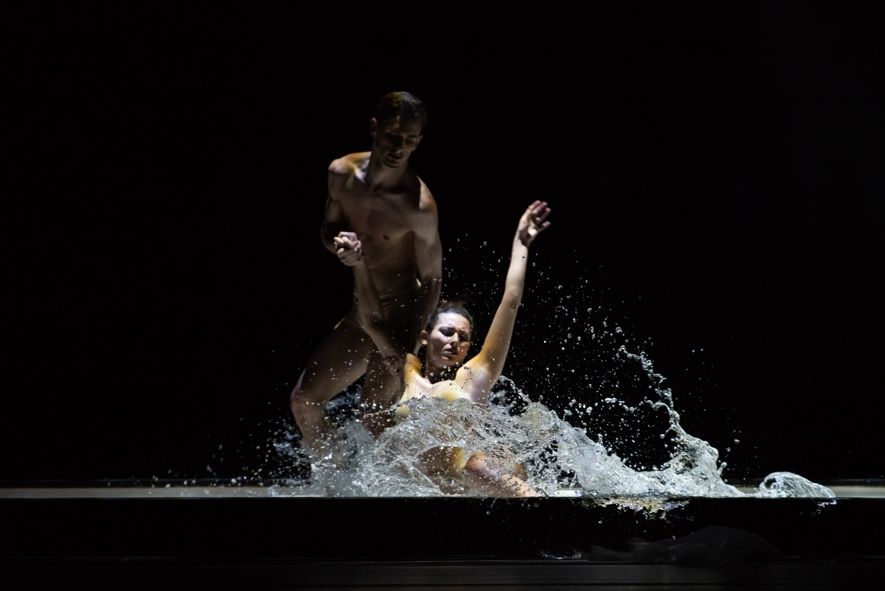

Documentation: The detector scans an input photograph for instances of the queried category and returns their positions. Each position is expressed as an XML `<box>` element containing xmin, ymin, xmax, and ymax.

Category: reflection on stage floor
<box><xmin>3</xmin><ymin>480</ymin><xmax>884</xmax><ymax>587</ymax></box>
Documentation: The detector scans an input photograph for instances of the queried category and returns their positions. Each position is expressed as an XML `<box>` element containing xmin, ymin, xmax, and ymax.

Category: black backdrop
<box><xmin>6</xmin><ymin>4</ymin><xmax>884</xmax><ymax>484</ymax></box>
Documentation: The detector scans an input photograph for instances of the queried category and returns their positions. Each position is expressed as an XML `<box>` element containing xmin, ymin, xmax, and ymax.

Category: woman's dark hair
<box><xmin>426</xmin><ymin>299</ymin><xmax>474</xmax><ymax>334</ymax></box>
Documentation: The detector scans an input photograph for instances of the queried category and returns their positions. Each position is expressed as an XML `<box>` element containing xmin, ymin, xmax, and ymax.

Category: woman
<box><xmin>352</xmin><ymin>200</ymin><xmax>552</xmax><ymax>496</ymax></box>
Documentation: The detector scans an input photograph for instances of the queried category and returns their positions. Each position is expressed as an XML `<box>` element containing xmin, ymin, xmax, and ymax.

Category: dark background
<box><xmin>5</xmin><ymin>4</ymin><xmax>884</xmax><ymax>484</ymax></box>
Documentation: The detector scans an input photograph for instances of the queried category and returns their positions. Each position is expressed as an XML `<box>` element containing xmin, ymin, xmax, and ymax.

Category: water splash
<box><xmin>253</xmin><ymin>248</ymin><xmax>835</xmax><ymax>501</ymax></box>
<box><xmin>285</xmin><ymin>355</ymin><xmax>833</xmax><ymax>500</ymax></box>
<box><xmin>756</xmin><ymin>471</ymin><xmax>836</xmax><ymax>498</ymax></box>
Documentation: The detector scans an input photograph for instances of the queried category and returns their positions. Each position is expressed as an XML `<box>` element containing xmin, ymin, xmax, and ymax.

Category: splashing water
<box><xmin>253</xmin><ymin>245</ymin><xmax>834</xmax><ymax>502</ymax></box>
<box><xmin>283</xmin><ymin>347</ymin><xmax>833</xmax><ymax>501</ymax></box>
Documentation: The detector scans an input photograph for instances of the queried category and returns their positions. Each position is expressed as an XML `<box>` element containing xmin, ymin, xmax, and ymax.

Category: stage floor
<box><xmin>3</xmin><ymin>480</ymin><xmax>885</xmax><ymax>588</ymax></box>
<box><xmin>3</xmin><ymin>479</ymin><xmax>884</xmax><ymax>498</ymax></box>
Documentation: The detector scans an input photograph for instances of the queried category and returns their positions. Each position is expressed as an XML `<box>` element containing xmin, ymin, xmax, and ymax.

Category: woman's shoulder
<box><xmin>455</xmin><ymin>360</ymin><xmax>496</xmax><ymax>404</ymax></box>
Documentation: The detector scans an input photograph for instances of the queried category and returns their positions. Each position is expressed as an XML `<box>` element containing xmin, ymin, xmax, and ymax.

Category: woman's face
<box><xmin>425</xmin><ymin>312</ymin><xmax>472</xmax><ymax>369</ymax></box>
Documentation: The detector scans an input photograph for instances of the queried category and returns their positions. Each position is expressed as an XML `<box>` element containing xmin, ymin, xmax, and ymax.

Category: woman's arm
<box><xmin>462</xmin><ymin>201</ymin><xmax>551</xmax><ymax>403</ymax></box>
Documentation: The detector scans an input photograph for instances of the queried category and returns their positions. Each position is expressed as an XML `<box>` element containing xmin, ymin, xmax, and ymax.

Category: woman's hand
<box><xmin>517</xmin><ymin>200</ymin><xmax>552</xmax><ymax>247</ymax></box>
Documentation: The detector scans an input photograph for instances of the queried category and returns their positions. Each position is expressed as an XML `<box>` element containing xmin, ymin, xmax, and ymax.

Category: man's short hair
<box><xmin>375</xmin><ymin>91</ymin><xmax>427</xmax><ymax>129</ymax></box>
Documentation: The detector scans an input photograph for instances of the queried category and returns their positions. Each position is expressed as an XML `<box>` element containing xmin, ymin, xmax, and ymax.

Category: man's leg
<box><xmin>361</xmin><ymin>350</ymin><xmax>405</xmax><ymax>412</ymax></box>
<box><xmin>359</xmin><ymin>287</ymin><xmax>419</xmax><ymax>412</ymax></box>
<box><xmin>290</xmin><ymin>317</ymin><xmax>374</xmax><ymax>454</ymax></box>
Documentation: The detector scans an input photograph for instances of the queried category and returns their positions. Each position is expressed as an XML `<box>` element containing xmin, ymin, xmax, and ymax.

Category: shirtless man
<box><xmin>291</xmin><ymin>91</ymin><xmax>443</xmax><ymax>455</ymax></box>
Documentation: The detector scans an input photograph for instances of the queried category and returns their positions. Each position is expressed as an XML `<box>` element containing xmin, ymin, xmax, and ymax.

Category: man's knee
<box><xmin>290</xmin><ymin>372</ymin><xmax>325</xmax><ymax>422</ymax></box>
<box><xmin>292</xmin><ymin>397</ymin><xmax>325</xmax><ymax>427</ymax></box>
<box><xmin>289</xmin><ymin>370</ymin><xmax>306</xmax><ymax>409</ymax></box>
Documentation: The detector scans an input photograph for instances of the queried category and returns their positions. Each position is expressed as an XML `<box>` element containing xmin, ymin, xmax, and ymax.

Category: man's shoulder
<box><xmin>416</xmin><ymin>177</ymin><xmax>438</xmax><ymax>215</ymax></box>
<box><xmin>328</xmin><ymin>152</ymin><xmax>369</xmax><ymax>176</ymax></box>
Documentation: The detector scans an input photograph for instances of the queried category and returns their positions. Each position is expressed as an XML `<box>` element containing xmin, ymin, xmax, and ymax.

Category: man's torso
<box><xmin>331</xmin><ymin>152</ymin><xmax>426</xmax><ymax>294</ymax></box>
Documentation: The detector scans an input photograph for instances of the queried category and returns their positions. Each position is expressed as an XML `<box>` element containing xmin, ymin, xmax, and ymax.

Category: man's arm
<box><xmin>323</xmin><ymin>163</ymin><xmax>366</xmax><ymax>268</ymax></box>
<box><xmin>321</xmin><ymin>164</ymin><xmax>351</xmax><ymax>255</ymax></box>
<box><xmin>411</xmin><ymin>187</ymin><xmax>443</xmax><ymax>354</ymax></box>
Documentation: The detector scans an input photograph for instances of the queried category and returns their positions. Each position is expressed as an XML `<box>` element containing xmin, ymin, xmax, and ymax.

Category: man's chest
<box><xmin>339</xmin><ymin>192</ymin><xmax>414</xmax><ymax>240</ymax></box>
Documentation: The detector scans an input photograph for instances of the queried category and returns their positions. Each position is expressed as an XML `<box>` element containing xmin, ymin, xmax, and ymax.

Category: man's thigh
<box><xmin>364</xmin><ymin>287</ymin><xmax>420</xmax><ymax>350</ymax></box>
<box><xmin>298</xmin><ymin>316</ymin><xmax>375</xmax><ymax>403</ymax></box>
<box><xmin>362</xmin><ymin>350</ymin><xmax>405</xmax><ymax>411</ymax></box>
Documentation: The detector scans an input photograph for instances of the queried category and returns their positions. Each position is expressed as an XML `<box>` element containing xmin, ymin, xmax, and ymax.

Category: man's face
<box><xmin>371</xmin><ymin>115</ymin><xmax>423</xmax><ymax>168</ymax></box>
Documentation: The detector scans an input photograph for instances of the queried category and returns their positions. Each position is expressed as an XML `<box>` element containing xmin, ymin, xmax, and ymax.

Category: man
<box><xmin>291</xmin><ymin>91</ymin><xmax>442</xmax><ymax>454</ymax></box>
